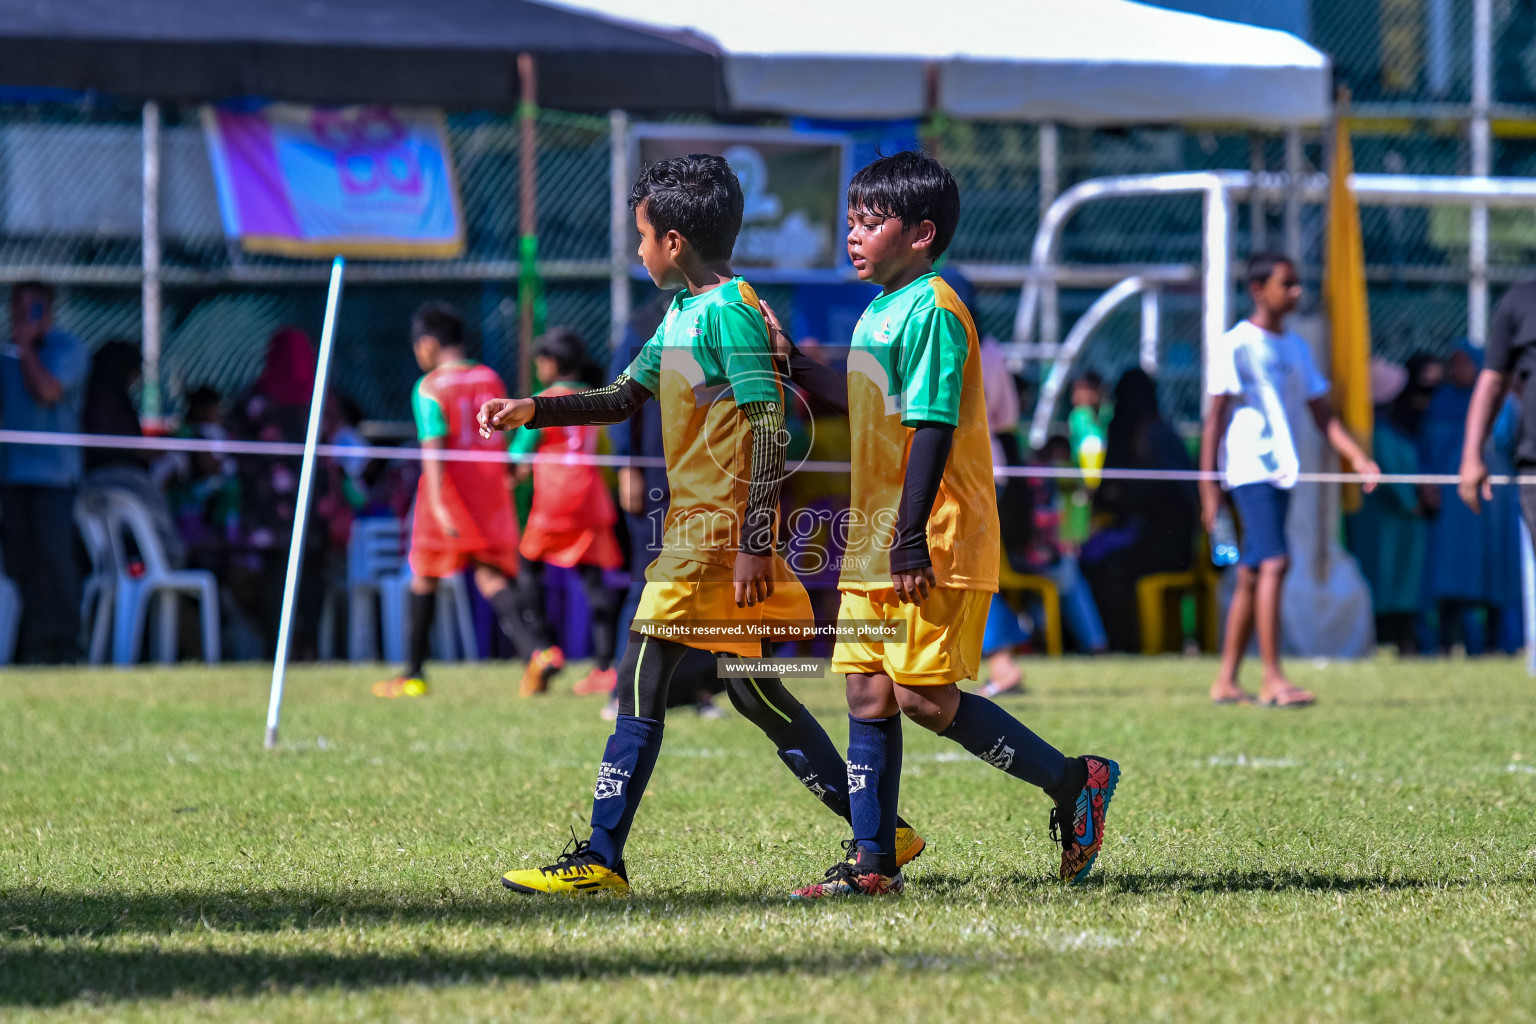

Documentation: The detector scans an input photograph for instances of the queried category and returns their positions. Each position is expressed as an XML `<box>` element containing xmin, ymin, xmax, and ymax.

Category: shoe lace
<box><xmin>1049</xmin><ymin>805</ymin><xmax>1069</xmax><ymax>850</ymax></box>
<box><xmin>818</xmin><ymin>838</ymin><xmax>866</xmax><ymax>884</ymax></box>
<box><xmin>542</xmin><ymin>828</ymin><xmax>598</xmax><ymax>877</ymax></box>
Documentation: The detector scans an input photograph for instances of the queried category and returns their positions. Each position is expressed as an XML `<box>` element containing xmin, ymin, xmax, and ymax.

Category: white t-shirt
<box><xmin>1206</xmin><ymin>319</ymin><xmax>1330</xmax><ymax>490</ymax></box>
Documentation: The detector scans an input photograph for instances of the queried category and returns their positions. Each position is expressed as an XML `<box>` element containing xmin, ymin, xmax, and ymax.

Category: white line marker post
<box><xmin>266</xmin><ymin>256</ymin><xmax>346</xmax><ymax>750</ymax></box>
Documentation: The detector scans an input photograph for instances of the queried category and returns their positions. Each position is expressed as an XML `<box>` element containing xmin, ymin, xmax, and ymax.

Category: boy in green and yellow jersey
<box><xmin>766</xmin><ymin>152</ymin><xmax>1120</xmax><ymax>898</ymax></box>
<box><xmin>479</xmin><ymin>155</ymin><xmax>923</xmax><ymax>895</ymax></box>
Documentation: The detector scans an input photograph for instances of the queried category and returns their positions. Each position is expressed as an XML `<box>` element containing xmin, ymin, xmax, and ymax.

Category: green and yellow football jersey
<box><xmin>625</xmin><ymin>277</ymin><xmax>783</xmax><ymax>568</ymax></box>
<box><xmin>840</xmin><ymin>272</ymin><xmax>1000</xmax><ymax>592</ymax></box>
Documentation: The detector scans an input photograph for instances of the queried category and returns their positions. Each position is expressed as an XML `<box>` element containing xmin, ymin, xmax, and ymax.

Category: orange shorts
<box><xmin>520</xmin><ymin>524</ymin><xmax>623</xmax><ymax>570</ymax></box>
<box><xmin>408</xmin><ymin>544</ymin><xmax>521</xmax><ymax>580</ymax></box>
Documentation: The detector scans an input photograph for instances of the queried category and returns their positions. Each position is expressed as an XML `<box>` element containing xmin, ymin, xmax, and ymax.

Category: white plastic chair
<box><xmin>74</xmin><ymin>498</ymin><xmax>116</xmax><ymax>665</ymax></box>
<box><xmin>103</xmin><ymin>490</ymin><xmax>220</xmax><ymax>664</ymax></box>
<box><xmin>345</xmin><ymin>516</ymin><xmax>479</xmax><ymax>664</ymax></box>
<box><xmin>346</xmin><ymin>517</ymin><xmax>411</xmax><ymax>662</ymax></box>
<box><xmin>0</xmin><ymin>547</ymin><xmax>19</xmax><ymax>666</ymax></box>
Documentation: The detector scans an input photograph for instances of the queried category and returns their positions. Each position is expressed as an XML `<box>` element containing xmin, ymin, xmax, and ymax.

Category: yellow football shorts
<box><xmin>632</xmin><ymin>554</ymin><xmax>813</xmax><ymax>657</ymax></box>
<box><xmin>831</xmin><ymin>586</ymin><xmax>992</xmax><ymax>686</ymax></box>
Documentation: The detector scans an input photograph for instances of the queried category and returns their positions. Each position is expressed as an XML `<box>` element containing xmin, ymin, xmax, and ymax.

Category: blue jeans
<box><xmin>1047</xmin><ymin>555</ymin><xmax>1108</xmax><ymax>653</ymax></box>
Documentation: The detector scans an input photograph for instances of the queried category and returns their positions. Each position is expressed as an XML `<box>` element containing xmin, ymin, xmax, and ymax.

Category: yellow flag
<box><xmin>1325</xmin><ymin>105</ymin><xmax>1372</xmax><ymax>513</ymax></box>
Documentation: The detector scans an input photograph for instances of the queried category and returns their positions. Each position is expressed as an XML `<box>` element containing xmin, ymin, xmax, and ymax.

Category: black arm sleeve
<box><xmin>888</xmin><ymin>422</ymin><xmax>955</xmax><ymax>574</ymax></box>
<box><xmin>528</xmin><ymin>373</ymin><xmax>652</xmax><ymax>429</ymax></box>
<box><xmin>785</xmin><ymin>343</ymin><xmax>848</xmax><ymax>414</ymax></box>
<box><xmin>739</xmin><ymin>400</ymin><xmax>787</xmax><ymax>556</ymax></box>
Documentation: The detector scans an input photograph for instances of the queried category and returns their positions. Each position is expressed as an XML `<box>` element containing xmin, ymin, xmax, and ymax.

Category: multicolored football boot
<box><xmin>894</xmin><ymin>824</ymin><xmax>926</xmax><ymax>868</ymax></box>
<box><xmin>519</xmin><ymin>646</ymin><xmax>564</xmax><ymax>697</ymax></box>
<box><xmin>501</xmin><ymin>832</ymin><xmax>630</xmax><ymax>896</ymax></box>
<box><xmin>572</xmin><ymin>666</ymin><xmax>616</xmax><ymax>696</ymax></box>
<box><xmin>790</xmin><ymin>841</ymin><xmax>903</xmax><ymax>899</ymax></box>
<box><xmin>1051</xmin><ymin>754</ymin><xmax>1120</xmax><ymax>884</ymax></box>
<box><xmin>371</xmin><ymin>675</ymin><xmax>428</xmax><ymax>698</ymax></box>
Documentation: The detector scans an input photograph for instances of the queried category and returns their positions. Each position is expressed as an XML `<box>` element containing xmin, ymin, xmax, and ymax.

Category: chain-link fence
<box><xmin>3</xmin><ymin>37</ymin><xmax>1531</xmax><ymax>435</ymax></box>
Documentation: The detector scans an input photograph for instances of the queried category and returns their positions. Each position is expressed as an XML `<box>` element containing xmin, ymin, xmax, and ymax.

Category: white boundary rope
<box><xmin>5</xmin><ymin>427</ymin><xmax>1531</xmax><ymax>486</ymax></box>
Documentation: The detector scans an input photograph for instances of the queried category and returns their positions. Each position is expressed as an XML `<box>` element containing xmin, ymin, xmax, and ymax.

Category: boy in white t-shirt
<box><xmin>1199</xmin><ymin>252</ymin><xmax>1379</xmax><ymax>708</ymax></box>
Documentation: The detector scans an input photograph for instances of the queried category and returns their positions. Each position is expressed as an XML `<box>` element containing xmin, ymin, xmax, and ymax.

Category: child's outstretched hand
<box><xmin>733</xmin><ymin>551</ymin><xmax>775</xmax><ymax>608</ymax></box>
<box><xmin>478</xmin><ymin>397</ymin><xmax>534</xmax><ymax>438</ymax></box>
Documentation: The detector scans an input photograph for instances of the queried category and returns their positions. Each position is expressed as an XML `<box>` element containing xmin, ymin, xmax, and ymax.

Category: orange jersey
<box><xmin>512</xmin><ymin>383</ymin><xmax>619</xmax><ymax>536</ymax></box>
<box><xmin>409</xmin><ymin>361</ymin><xmax>520</xmax><ymax>563</ymax></box>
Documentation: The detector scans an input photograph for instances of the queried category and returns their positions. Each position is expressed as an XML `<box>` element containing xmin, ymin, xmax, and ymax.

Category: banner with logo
<box><xmin>630</xmin><ymin>124</ymin><xmax>851</xmax><ymax>280</ymax></box>
<box><xmin>203</xmin><ymin>104</ymin><xmax>464</xmax><ymax>259</ymax></box>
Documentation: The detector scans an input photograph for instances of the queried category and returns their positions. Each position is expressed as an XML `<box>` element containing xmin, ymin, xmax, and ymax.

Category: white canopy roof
<box><xmin>554</xmin><ymin>0</ymin><xmax>1330</xmax><ymax>126</ymax></box>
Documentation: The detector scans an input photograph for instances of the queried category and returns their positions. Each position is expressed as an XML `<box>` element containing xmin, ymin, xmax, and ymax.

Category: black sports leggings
<box><xmin>613</xmin><ymin>631</ymin><xmax>804</xmax><ymax>731</ymax></box>
<box><xmin>512</xmin><ymin>557</ymin><xmax>620</xmax><ymax>670</ymax></box>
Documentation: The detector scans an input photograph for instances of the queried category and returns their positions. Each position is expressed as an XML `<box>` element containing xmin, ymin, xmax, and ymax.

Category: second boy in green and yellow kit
<box><xmin>768</xmin><ymin>152</ymin><xmax>1121</xmax><ymax>898</ymax></box>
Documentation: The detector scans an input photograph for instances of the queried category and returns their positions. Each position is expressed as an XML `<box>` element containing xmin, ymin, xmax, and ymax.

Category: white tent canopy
<box><xmin>555</xmin><ymin>0</ymin><xmax>1330</xmax><ymax>125</ymax></box>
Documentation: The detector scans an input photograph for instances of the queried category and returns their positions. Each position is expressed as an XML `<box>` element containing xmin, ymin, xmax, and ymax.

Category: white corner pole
<box><xmin>609</xmin><ymin>108</ymin><xmax>631</xmax><ymax>351</ymax></box>
<box><xmin>141</xmin><ymin>100</ymin><xmax>163</xmax><ymax>429</ymax></box>
<box><xmin>265</xmin><ymin>256</ymin><xmax>346</xmax><ymax>750</ymax></box>
<box><xmin>1470</xmin><ymin>0</ymin><xmax>1492</xmax><ymax>346</ymax></box>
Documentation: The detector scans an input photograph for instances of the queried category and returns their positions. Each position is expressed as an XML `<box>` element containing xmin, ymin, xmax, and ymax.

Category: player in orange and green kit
<box><xmin>372</xmin><ymin>303</ymin><xmax>546</xmax><ymax>698</ymax></box>
<box><xmin>765</xmin><ymin>153</ymin><xmax>1119</xmax><ymax>898</ymax></box>
<box><xmin>505</xmin><ymin>327</ymin><xmax>625</xmax><ymax>697</ymax></box>
<box><xmin>479</xmin><ymin>155</ymin><xmax>924</xmax><ymax>895</ymax></box>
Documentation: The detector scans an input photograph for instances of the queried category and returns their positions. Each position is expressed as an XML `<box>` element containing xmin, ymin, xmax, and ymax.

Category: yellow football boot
<box><xmin>371</xmin><ymin>676</ymin><xmax>428</xmax><ymax>698</ymax></box>
<box><xmin>894</xmin><ymin>825</ymin><xmax>926</xmax><ymax>868</ymax></box>
<box><xmin>501</xmin><ymin>834</ymin><xmax>629</xmax><ymax>896</ymax></box>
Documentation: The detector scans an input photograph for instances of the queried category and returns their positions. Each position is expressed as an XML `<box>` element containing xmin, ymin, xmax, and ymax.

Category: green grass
<box><xmin>1</xmin><ymin>657</ymin><xmax>1533</xmax><ymax>1023</ymax></box>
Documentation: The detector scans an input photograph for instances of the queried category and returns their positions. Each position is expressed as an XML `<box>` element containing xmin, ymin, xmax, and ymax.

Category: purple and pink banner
<box><xmin>202</xmin><ymin>104</ymin><xmax>464</xmax><ymax>260</ymax></box>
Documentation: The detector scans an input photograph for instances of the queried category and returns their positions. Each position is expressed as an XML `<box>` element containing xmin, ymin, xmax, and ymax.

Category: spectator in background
<box><xmin>1420</xmin><ymin>343</ymin><xmax>1517</xmax><ymax>653</ymax></box>
<box><xmin>228</xmin><ymin>326</ymin><xmax>321</xmax><ymax>658</ymax></box>
<box><xmin>0</xmin><ymin>281</ymin><xmax>86</xmax><ymax>662</ymax></box>
<box><xmin>1201</xmin><ymin>253</ymin><xmax>1379</xmax><ymax>708</ymax></box>
<box><xmin>1079</xmin><ymin>368</ymin><xmax>1198</xmax><ymax>653</ymax></box>
<box><xmin>1069</xmin><ymin>371</ymin><xmax>1108</xmax><ymax>489</ymax></box>
<box><xmin>1348</xmin><ymin>358</ymin><xmax>1439</xmax><ymax>654</ymax></box>
<box><xmin>80</xmin><ymin>339</ymin><xmax>185</xmax><ymax>569</ymax></box>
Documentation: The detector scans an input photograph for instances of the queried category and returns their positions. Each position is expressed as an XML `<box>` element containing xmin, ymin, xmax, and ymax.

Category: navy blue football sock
<box><xmin>769</xmin><ymin>706</ymin><xmax>852</xmax><ymax>821</ymax></box>
<box><xmin>846</xmin><ymin>714</ymin><xmax>902</xmax><ymax>866</ymax></box>
<box><xmin>940</xmin><ymin>692</ymin><xmax>1067</xmax><ymax>792</ymax></box>
<box><xmin>586</xmin><ymin>714</ymin><xmax>663</xmax><ymax>868</ymax></box>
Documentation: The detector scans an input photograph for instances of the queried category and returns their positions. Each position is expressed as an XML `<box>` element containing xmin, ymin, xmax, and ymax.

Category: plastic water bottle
<box><xmin>1211</xmin><ymin>509</ymin><xmax>1240</xmax><ymax>568</ymax></box>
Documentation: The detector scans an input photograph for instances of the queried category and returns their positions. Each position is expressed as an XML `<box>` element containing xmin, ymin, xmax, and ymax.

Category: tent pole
<box><xmin>1249</xmin><ymin>132</ymin><xmax>1268</xmax><ymax>253</ymax></box>
<box><xmin>141</xmin><ymin>100</ymin><xmax>163</xmax><ymax>431</ymax></box>
<box><xmin>1469</xmin><ymin>0</ymin><xmax>1492</xmax><ymax>347</ymax></box>
<box><xmin>1284</xmin><ymin>128</ymin><xmax>1303</xmax><ymax>268</ymax></box>
<box><xmin>265</xmin><ymin>256</ymin><xmax>346</xmax><ymax>751</ymax></box>
<box><xmin>610</xmin><ymin>109</ymin><xmax>631</xmax><ymax>353</ymax></box>
<box><xmin>1038</xmin><ymin>123</ymin><xmax>1060</xmax><ymax>352</ymax></box>
<box><xmin>518</xmin><ymin>53</ymin><xmax>539</xmax><ymax>396</ymax></box>
<box><xmin>1201</xmin><ymin>184</ymin><xmax>1233</xmax><ymax>418</ymax></box>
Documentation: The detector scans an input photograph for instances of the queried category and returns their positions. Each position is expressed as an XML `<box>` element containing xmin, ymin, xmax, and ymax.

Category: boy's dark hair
<box><xmin>534</xmin><ymin>326</ymin><xmax>589</xmax><ymax>380</ymax></box>
<box><xmin>847</xmin><ymin>151</ymin><xmax>961</xmax><ymax>261</ymax></box>
<box><xmin>628</xmin><ymin>154</ymin><xmax>743</xmax><ymax>263</ymax></box>
<box><xmin>1072</xmin><ymin>371</ymin><xmax>1104</xmax><ymax>390</ymax></box>
<box><xmin>412</xmin><ymin>301</ymin><xmax>465</xmax><ymax>349</ymax></box>
<box><xmin>1246</xmin><ymin>251</ymin><xmax>1294</xmax><ymax>288</ymax></box>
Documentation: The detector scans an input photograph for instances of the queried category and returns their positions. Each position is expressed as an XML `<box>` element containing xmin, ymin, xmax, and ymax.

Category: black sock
<box><xmin>407</xmin><ymin>591</ymin><xmax>435</xmax><ymax>679</ymax></box>
<box><xmin>490</xmin><ymin>586</ymin><xmax>540</xmax><ymax>658</ymax></box>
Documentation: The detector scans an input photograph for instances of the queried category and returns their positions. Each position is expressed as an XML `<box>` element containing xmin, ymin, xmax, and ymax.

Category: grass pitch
<box><xmin>1</xmin><ymin>656</ymin><xmax>1533</xmax><ymax>1022</ymax></box>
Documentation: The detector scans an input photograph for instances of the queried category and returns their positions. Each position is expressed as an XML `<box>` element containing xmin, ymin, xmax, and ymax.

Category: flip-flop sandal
<box><xmin>1211</xmin><ymin>692</ymin><xmax>1257</xmax><ymax>706</ymax></box>
<box><xmin>1259</xmin><ymin>691</ymin><xmax>1316</xmax><ymax>708</ymax></box>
